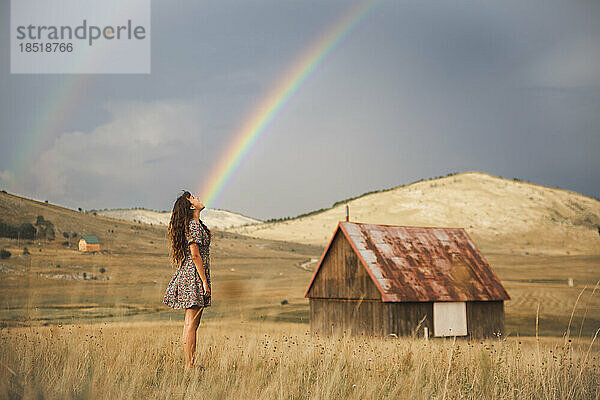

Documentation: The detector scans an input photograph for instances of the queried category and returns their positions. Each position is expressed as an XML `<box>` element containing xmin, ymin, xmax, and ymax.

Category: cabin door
<box><xmin>433</xmin><ymin>301</ymin><xmax>467</xmax><ymax>337</ymax></box>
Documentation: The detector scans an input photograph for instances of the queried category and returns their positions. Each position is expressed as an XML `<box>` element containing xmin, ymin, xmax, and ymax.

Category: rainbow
<box><xmin>198</xmin><ymin>0</ymin><xmax>381</xmax><ymax>208</ymax></box>
<box><xmin>12</xmin><ymin>1</ymin><xmax>145</xmax><ymax>187</ymax></box>
<box><xmin>12</xmin><ymin>75</ymin><xmax>96</xmax><ymax>186</ymax></box>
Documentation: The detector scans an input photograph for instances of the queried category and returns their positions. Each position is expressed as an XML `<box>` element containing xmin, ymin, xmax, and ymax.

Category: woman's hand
<box><xmin>203</xmin><ymin>280</ymin><xmax>211</xmax><ymax>296</ymax></box>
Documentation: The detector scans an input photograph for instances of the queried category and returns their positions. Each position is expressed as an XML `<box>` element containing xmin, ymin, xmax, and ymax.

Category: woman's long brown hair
<box><xmin>166</xmin><ymin>190</ymin><xmax>212</xmax><ymax>268</ymax></box>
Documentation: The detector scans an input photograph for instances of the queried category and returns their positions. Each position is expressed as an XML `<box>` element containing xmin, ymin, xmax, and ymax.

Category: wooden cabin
<box><xmin>305</xmin><ymin>222</ymin><xmax>510</xmax><ymax>339</ymax></box>
<box><xmin>78</xmin><ymin>235</ymin><xmax>100</xmax><ymax>252</ymax></box>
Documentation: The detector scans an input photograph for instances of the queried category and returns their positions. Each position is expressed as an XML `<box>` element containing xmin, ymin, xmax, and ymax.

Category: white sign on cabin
<box><xmin>433</xmin><ymin>301</ymin><xmax>467</xmax><ymax>337</ymax></box>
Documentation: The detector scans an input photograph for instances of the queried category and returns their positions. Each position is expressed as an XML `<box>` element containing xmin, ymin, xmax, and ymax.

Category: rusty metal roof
<box><xmin>306</xmin><ymin>222</ymin><xmax>510</xmax><ymax>302</ymax></box>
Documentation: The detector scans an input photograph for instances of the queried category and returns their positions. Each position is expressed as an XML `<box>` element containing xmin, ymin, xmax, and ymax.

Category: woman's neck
<box><xmin>192</xmin><ymin>209</ymin><xmax>201</xmax><ymax>221</ymax></box>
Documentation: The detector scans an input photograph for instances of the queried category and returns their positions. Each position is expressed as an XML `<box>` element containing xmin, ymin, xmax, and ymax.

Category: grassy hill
<box><xmin>91</xmin><ymin>207</ymin><xmax>261</xmax><ymax>230</ymax></box>
<box><xmin>0</xmin><ymin>179</ymin><xmax>598</xmax><ymax>339</ymax></box>
<box><xmin>228</xmin><ymin>172</ymin><xmax>600</xmax><ymax>255</ymax></box>
<box><xmin>0</xmin><ymin>190</ymin><xmax>168</xmax><ymax>253</ymax></box>
<box><xmin>0</xmin><ymin>190</ymin><xmax>322</xmax><ymax>328</ymax></box>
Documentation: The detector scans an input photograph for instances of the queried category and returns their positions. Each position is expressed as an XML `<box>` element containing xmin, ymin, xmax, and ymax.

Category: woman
<box><xmin>163</xmin><ymin>190</ymin><xmax>212</xmax><ymax>369</ymax></box>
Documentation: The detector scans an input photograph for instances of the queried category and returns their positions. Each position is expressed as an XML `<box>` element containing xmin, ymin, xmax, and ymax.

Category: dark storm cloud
<box><xmin>0</xmin><ymin>0</ymin><xmax>598</xmax><ymax>219</ymax></box>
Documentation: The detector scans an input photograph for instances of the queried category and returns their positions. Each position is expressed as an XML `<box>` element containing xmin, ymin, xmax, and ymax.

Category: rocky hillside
<box><xmin>228</xmin><ymin>172</ymin><xmax>600</xmax><ymax>255</ymax></box>
<box><xmin>91</xmin><ymin>208</ymin><xmax>260</xmax><ymax>230</ymax></box>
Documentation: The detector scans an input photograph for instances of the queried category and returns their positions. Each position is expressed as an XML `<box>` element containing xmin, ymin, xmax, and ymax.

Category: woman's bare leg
<box><xmin>183</xmin><ymin>306</ymin><xmax>203</xmax><ymax>368</ymax></box>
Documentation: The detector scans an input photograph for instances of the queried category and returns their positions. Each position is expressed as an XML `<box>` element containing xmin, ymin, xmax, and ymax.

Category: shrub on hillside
<box><xmin>18</xmin><ymin>223</ymin><xmax>36</xmax><ymax>240</ymax></box>
<box><xmin>22</xmin><ymin>247</ymin><xmax>30</xmax><ymax>255</ymax></box>
<box><xmin>35</xmin><ymin>217</ymin><xmax>55</xmax><ymax>240</ymax></box>
<box><xmin>0</xmin><ymin>221</ymin><xmax>36</xmax><ymax>240</ymax></box>
<box><xmin>0</xmin><ymin>221</ymin><xmax>18</xmax><ymax>238</ymax></box>
<box><xmin>38</xmin><ymin>225</ymin><xmax>55</xmax><ymax>240</ymax></box>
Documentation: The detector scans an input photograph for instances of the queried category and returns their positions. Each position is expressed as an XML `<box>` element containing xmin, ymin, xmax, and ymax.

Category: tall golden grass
<box><xmin>1</xmin><ymin>320</ymin><xmax>599</xmax><ymax>400</ymax></box>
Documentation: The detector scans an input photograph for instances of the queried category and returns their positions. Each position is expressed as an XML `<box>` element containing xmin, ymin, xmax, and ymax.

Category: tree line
<box><xmin>0</xmin><ymin>215</ymin><xmax>56</xmax><ymax>240</ymax></box>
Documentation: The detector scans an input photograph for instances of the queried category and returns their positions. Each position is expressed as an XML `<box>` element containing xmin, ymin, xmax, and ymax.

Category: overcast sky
<box><xmin>1</xmin><ymin>0</ymin><xmax>599</xmax><ymax>220</ymax></box>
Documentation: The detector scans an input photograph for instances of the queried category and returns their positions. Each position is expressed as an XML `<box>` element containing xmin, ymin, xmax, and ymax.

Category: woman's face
<box><xmin>188</xmin><ymin>194</ymin><xmax>205</xmax><ymax>211</ymax></box>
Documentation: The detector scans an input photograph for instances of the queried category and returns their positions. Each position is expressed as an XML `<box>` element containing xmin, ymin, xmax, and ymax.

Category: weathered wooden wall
<box><xmin>310</xmin><ymin>298</ymin><xmax>385</xmax><ymax>335</ymax></box>
<box><xmin>466</xmin><ymin>301</ymin><xmax>505</xmax><ymax>338</ymax></box>
<box><xmin>385</xmin><ymin>302</ymin><xmax>433</xmax><ymax>337</ymax></box>
<box><xmin>310</xmin><ymin>299</ymin><xmax>504</xmax><ymax>339</ymax></box>
<box><xmin>309</xmin><ymin>298</ymin><xmax>434</xmax><ymax>337</ymax></box>
<box><xmin>307</xmin><ymin>230</ymin><xmax>380</xmax><ymax>300</ymax></box>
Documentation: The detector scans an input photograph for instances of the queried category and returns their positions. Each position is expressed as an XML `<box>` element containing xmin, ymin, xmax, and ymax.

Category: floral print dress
<box><xmin>163</xmin><ymin>219</ymin><xmax>211</xmax><ymax>309</ymax></box>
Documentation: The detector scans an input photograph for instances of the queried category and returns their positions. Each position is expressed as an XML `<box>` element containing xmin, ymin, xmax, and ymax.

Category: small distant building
<box><xmin>305</xmin><ymin>222</ymin><xmax>510</xmax><ymax>339</ymax></box>
<box><xmin>78</xmin><ymin>235</ymin><xmax>100</xmax><ymax>252</ymax></box>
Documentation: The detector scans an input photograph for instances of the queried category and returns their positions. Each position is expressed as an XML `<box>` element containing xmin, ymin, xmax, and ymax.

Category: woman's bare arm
<box><xmin>189</xmin><ymin>243</ymin><xmax>209</xmax><ymax>293</ymax></box>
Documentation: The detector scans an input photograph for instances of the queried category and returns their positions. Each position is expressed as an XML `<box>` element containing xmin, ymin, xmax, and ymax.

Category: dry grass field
<box><xmin>1</xmin><ymin>321</ymin><xmax>599</xmax><ymax>399</ymax></box>
<box><xmin>1</xmin><ymin>226</ymin><xmax>598</xmax><ymax>338</ymax></box>
<box><xmin>1</xmin><ymin>175</ymin><xmax>600</xmax><ymax>399</ymax></box>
